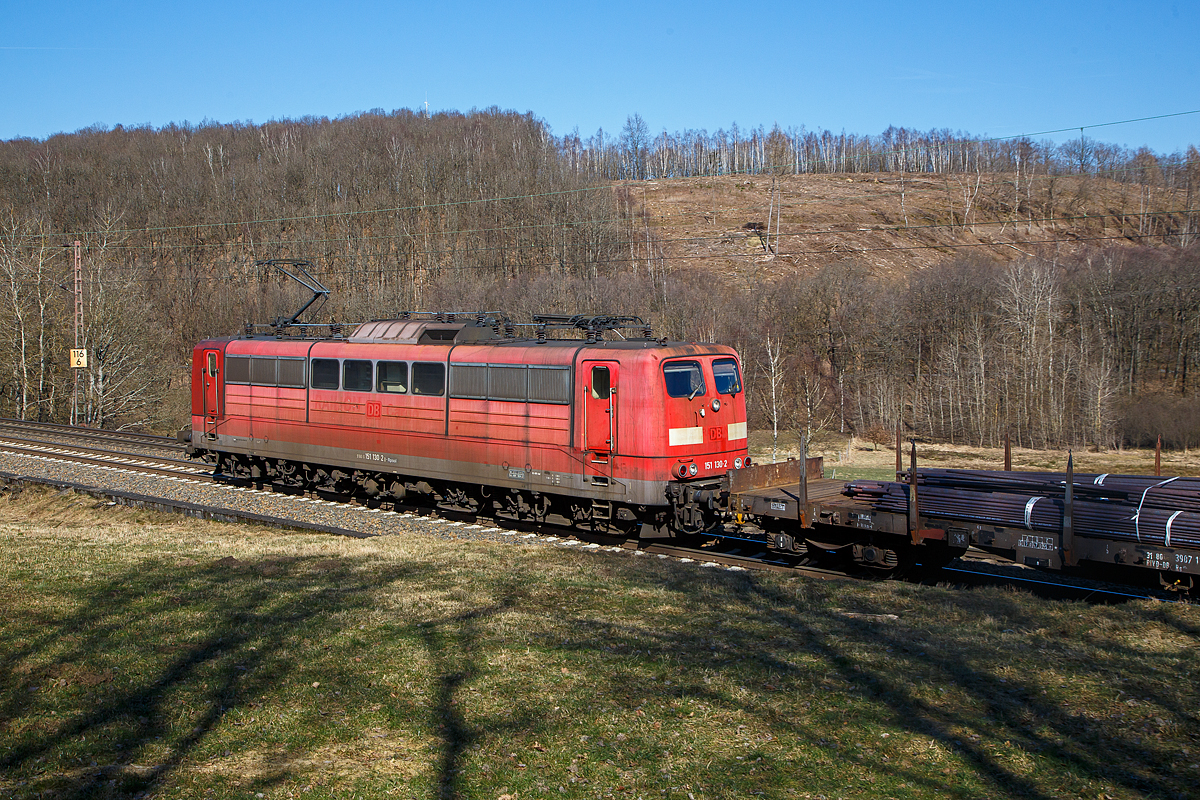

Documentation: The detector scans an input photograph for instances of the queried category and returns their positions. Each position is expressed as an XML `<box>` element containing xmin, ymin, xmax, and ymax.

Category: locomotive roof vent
<box><xmin>349</xmin><ymin>319</ymin><xmax>502</xmax><ymax>344</ymax></box>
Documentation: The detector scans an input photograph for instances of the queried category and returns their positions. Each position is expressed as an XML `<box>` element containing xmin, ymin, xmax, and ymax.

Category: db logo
<box><xmin>366</xmin><ymin>402</ymin><xmax>382</xmax><ymax>418</ymax></box>
<box><xmin>708</xmin><ymin>426</ymin><xmax>725</xmax><ymax>441</ymax></box>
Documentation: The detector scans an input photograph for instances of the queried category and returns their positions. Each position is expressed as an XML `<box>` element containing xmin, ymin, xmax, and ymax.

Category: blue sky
<box><xmin>2</xmin><ymin>0</ymin><xmax>1197</xmax><ymax>154</ymax></box>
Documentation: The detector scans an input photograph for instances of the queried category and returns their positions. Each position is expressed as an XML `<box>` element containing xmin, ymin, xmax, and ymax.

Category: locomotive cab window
<box><xmin>713</xmin><ymin>358</ymin><xmax>743</xmax><ymax>395</ymax></box>
<box><xmin>377</xmin><ymin>361</ymin><xmax>408</xmax><ymax>393</ymax></box>
<box><xmin>411</xmin><ymin>362</ymin><xmax>445</xmax><ymax>396</ymax></box>
<box><xmin>590</xmin><ymin>366</ymin><xmax>611</xmax><ymax>400</ymax></box>
<box><xmin>311</xmin><ymin>358</ymin><xmax>339</xmax><ymax>390</ymax></box>
<box><xmin>663</xmin><ymin>361</ymin><xmax>705</xmax><ymax>398</ymax></box>
<box><xmin>207</xmin><ymin>352</ymin><xmax>218</xmax><ymax>377</ymax></box>
<box><xmin>343</xmin><ymin>359</ymin><xmax>372</xmax><ymax>392</ymax></box>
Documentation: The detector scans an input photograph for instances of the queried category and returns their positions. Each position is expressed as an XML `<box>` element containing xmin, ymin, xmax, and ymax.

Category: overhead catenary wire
<box><xmin>9</xmin><ymin>206</ymin><xmax>1194</xmax><ymax>287</ymax></box>
<box><xmin>43</xmin><ymin>206</ymin><xmax>1197</xmax><ymax>254</ymax></box>
<box><xmin>19</xmin><ymin>158</ymin><xmax>1194</xmax><ymax>248</ymax></box>
<box><xmin>4</xmin><ymin>228</ymin><xmax>1192</xmax><ymax>290</ymax></box>
<box><xmin>13</xmin><ymin>155</ymin><xmax>1191</xmax><ymax>252</ymax></box>
<box><xmin>8</xmin><ymin>109</ymin><xmax>1198</xmax><ymax>245</ymax></box>
<box><xmin>0</xmin><ymin>109</ymin><xmax>1193</xmax><ymax>292</ymax></box>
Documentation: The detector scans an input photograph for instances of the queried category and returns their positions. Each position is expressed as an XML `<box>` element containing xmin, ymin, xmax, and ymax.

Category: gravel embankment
<box><xmin>0</xmin><ymin>450</ymin><xmax>620</xmax><ymax>553</ymax></box>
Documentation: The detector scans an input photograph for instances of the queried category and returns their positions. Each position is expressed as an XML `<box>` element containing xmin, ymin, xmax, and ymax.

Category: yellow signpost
<box><xmin>70</xmin><ymin>349</ymin><xmax>87</xmax><ymax>368</ymax></box>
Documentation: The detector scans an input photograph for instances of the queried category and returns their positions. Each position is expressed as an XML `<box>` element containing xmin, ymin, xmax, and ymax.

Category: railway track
<box><xmin>0</xmin><ymin>423</ymin><xmax>206</xmax><ymax>480</ymax></box>
<box><xmin>0</xmin><ymin>418</ymin><xmax>1187</xmax><ymax>604</ymax></box>
<box><xmin>0</xmin><ymin>417</ymin><xmax>180</xmax><ymax>452</ymax></box>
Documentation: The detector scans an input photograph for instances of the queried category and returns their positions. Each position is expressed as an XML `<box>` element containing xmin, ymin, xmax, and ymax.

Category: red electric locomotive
<box><xmin>186</xmin><ymin>310</ymin><xmax>749</xmax><ymax>537</ymax></box>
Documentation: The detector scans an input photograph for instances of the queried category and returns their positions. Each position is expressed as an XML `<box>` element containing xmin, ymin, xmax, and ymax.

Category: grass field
<box><xmin>750</xmin><ymin>432</ymin><xmax>1200</xmax><ymax>483</ymax></box>
<box><xmin>2</xmin><ymin>482</ymin><xmax>1199</xmax><ymax>800</ymax></box>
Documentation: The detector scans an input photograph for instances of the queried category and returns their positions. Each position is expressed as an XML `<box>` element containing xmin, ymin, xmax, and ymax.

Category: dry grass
<box><xmin>634</xmin><ymin>173</ymin><xmax>1190</xmax><ymax>285</ymax></box>
<box><xmin>2</xmin><ymin>483</ymin><xmax>1199</xmax><ymax>799</ymax></box>
<box><xmin>749</xmin><ymin>430</ymin><xmax>1200</xmax><ymax>482</ymax></box>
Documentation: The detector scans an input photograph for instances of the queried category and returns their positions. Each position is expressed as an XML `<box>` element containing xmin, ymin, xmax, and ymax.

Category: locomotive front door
<box><xmin>582</xmin><ymin>361</ymin><xmax>618</xmax><ymax>462</ymax></box>
<box><xmin>202</xmin><ymin>349</ymin><xmax>222</xmax><ymax>435</ymax></box>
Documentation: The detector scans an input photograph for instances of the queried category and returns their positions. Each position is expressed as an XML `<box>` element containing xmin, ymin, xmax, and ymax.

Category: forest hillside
<box><xmin>0</xmin><ymin>108</ymin><xmax>1197</xmax><ymax>449</ymax></box>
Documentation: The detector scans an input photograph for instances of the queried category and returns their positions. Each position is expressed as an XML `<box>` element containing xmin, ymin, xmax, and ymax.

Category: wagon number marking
<box><xmin>1143</xmin><ymin>549</ymin><xmax>1195</xmax><ymax>572</ymax></box>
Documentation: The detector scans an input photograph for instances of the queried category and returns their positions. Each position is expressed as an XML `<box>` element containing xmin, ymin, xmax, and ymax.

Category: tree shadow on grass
<box><xmin>413</xmin><ymin>591</ymin><xmax>532</xmax><ymax>800</ymax></box>
<box><xmin>738</xmin><ymin>577</ymin><xmax>1196</xmax><ymax>798</ymax></box>
<box><xmin>1</xmin><ymin>550</ymin><xmax>557</xmax><ymax>800</ymax></box>
<box><xmin>3</xmin><ymin>542</ymin><xmax>1198</xmax><ymax>800</ymax></box>
<box><xmin>536</xmin><ymin>562</ymin><xmax>1199</xmax><ymax>799</ymax></box>
<box><xmin>0</xmin><ymin>554</ymin><xmax>437</xmax><ymax>798</ymax></box>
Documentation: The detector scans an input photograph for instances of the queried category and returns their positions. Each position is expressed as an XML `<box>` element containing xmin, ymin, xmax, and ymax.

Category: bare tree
<box><xmin>0</xmin><ymin>213</ymin><xmax>61</xmax><ymax>420</ymax></box>
<box><xmin>759</xmin><ymin>333</ymin><xmax>787</xmax><ymax>462</ymax></box>
<box><xmin>620</xmin><ymin>114</ymin><xmax>651</xmax><ymax>180</ymax></box>
<box><xmin>79</xmin><ymin>210</ymin><xmax>170</xmax><ymax>429</ymax></box>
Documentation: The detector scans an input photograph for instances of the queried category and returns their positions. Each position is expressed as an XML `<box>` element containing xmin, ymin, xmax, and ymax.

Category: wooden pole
<box><xmin>1156</xmin><ymin>434</ymin><xmax>1162</xmax><ymax>477</ymax></box>
<box><xmin>1004</xmin><ymin>432</ymin><xmax>1011</xmax><ymax>471</ymax></box>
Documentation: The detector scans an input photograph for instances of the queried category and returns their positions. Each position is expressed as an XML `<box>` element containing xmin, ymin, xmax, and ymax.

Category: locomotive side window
<box><xmin>663</xmin><ymin>361</ymin><xmax>705</xmax><ymax>398</ymax></box>
<box><xmin>250</xmin><ymin>357</ymin><xmax>278</xmax><ymax>386</ymax></box>
<box><xmin>489</xmin><ymin>366</ymin><xmax>527</xmax><ymax>401</ymax></box>
<box><xmin>343</xmin><ymin>359</ymin><xmax>373</xmax><ymax>392</ymax></box>
<box><xmin>377</xmin><ymin>361</ymin><xmax>408</xmax><ymax>393</ymax></box>
<box><xmin>713</xmin><ymin>358</ymin><xmax>743</xmax><ymax>395</ymax></box>
<box><xmin>278</xmin><ymin>358</ymin><xmax>306</xmax><ymax>388</ymax></box>
<box><xmin>449</xmin><ymin>364</ymin><xmax>488</xmax><ymax>399</ymax></box>
<box><xmin>207</xmin><ymin>352</ymin><xmax>218</xmax><ymax>377</ymax></box>
<box><xmin>411</xmin><ymin>362</ymin><xmax>445</xmax><ymax>396</ymax></box>
<box><xmin>529</xmin><ymin>366</ymin><xmax>571</xmax><ymax>404</ymax></box>
<box><xmin>590</xmin><ymin>366</ymin><xmax>610</xmax><ymax>400</ymax></box>
<box><xmin>311</xmin><ymin>358</ymin><xmax>339</xmax><ymax>390</ymax></box>
<box><xmin>225</xmin><ymin>356</ymin><xmax>251</xmax><ymax>384</ymax></box>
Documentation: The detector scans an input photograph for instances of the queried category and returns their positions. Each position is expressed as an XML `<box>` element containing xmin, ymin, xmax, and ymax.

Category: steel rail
<box><xmin>0</xmin><ymin>432</ymin><xmax>1188</xmax><ymax>603</ymax></box>
<box><xmin>0</xmin><ymin>441</ymin><xmax>210</xmax><ymax>481</ymax></box>
<box><xmin>0</xmin><ymin>417</ymin><xmax>180</xmax><ymax>449</ymax></box>
<box><xmin>0</xmin><ymin>433</ymin><xmax>202</xmax><ymax>471</ymax></box>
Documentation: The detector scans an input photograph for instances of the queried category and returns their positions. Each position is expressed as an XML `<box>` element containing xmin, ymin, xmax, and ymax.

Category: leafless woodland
<box><xmin>0</xmin><ymin>108</ymin><xmax>1197</xmax><ymax>448</ymax></box>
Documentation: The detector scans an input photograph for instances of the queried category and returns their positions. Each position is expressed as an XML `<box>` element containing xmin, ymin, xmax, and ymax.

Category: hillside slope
<box><xmin>631</xmin><ymin>173</ymin><xmax>1192</xmax><ymax>282</ymax></box>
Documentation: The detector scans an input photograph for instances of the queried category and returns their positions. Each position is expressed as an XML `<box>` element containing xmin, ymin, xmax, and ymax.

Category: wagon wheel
<box><xmin>854</xmin><ymin>541</ymin><xmax>918</xmax><ymax>580</ymax></box>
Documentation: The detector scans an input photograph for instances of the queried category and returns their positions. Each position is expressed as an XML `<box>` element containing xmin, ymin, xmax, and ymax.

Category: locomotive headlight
<box><xmin>711</xmin><ymin>398</ymin><xmax>721</xmax><ymax>412</ymax></box>
<box><xmin>734</xmin><ymin>457</ymin><xmax>743</xmax><ymax>469</ymax></box>
<box><xmin>677</xmin><ymin>464</ymin><xmax>689</xmax><ymax>479</ymax></box>
<box><xmin>689</xmin><ymin>463</ymin><xmax>698</xmax><ymax>477</ymax></box>
<box><xmin>744</xmin><ymin>456</ymin><xmax>752</xmax><ymax>466</ymax></box>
